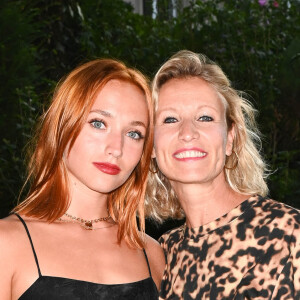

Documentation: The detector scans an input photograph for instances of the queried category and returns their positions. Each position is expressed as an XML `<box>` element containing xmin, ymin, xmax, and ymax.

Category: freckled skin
<box><xmin>159</xmin><ymin>195</ymin><xmax>300</xmax><ymax>300</ymax></box>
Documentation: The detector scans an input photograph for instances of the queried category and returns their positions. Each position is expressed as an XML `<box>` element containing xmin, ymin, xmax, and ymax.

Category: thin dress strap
<box><xmin>14</xmin><ymin>213</ymin><xmax>42</xmax><ymax>277</ymax></box>
<box><xmin>143</xmin><ymin>249</ymin><xmax>152</xmax><ymax>277</ymax></box>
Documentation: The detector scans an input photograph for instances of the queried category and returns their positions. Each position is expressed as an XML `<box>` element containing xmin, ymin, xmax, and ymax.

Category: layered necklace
<box><xmin>58</xmin><ymin>211</ymin><xmax>112</xmax><ymax>230</ymax></box>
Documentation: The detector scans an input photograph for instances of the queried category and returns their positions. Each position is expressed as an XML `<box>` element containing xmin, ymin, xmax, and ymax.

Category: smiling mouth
<box><xmin>173</xmin><ymin>150</ymin><xmax>207</xmax><ymax>160</ymax></box>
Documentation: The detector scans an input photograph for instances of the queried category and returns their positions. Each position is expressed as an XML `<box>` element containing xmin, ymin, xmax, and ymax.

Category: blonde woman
<box><xmin>146</xmin><ymin>50</ymin><xmax>300</xmax><ymax>299</ymax></box>
<box><xmin>0</xmin><ymin>59</ymin><xmax>165</xmax><ymax>299</ymax></box>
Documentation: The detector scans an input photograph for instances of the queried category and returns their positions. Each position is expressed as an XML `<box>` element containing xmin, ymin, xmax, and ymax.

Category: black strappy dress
<box><xmin>14</xmin><ymin>213</ymin><xmax>159</xmax><ymax>300</ymax></box>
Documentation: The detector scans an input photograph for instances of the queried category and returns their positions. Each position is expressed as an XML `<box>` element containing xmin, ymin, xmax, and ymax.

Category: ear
<box><xmin>151</xmin><ymin>147</ymin><xmax>156</xmax><ymax>159</ymax></box>
<box><xmin>226</xmin><ymin>124</ymin><xmax>235</xmax><ymax>156</ymax></box>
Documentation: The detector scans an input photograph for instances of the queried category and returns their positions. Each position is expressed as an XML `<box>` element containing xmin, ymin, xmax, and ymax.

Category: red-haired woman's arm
<box><xmin>0</xmin><ymin>216</ymin><xmax>17</xmax><ymax>300</ymax></box>
<box><xmin>144</xmin><ymin>234</ymin><xmax>166</xmax><ymax>291</ymax></box>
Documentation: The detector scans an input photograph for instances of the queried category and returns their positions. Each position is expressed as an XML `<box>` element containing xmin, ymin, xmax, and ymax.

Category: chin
<box><xmin>88</xmin><ymin>181</ymin><xmax>124</xmax><ymax>194</ymax></box>
<box><xmin>169</xmin><ymin>175</ymin><xmax>203</xmax><ymax>185</ymax></box>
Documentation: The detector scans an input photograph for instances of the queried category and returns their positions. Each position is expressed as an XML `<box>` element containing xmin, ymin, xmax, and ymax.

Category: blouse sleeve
<box><xmin>272</xmin><ymin>226</ymin><xmax>300</xmax><ymax>299</ymax></box>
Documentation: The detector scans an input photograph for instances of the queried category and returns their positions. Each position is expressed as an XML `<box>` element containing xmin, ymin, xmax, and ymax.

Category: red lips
<box><xmin>93</xmin><ymin>162</ymin><xmax>121</xmax><ymax>175</ymax></box>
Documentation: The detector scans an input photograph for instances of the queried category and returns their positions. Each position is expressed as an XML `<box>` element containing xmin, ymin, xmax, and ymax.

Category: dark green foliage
<box><xmin>26</xmin><ymin>0</ymin><xmax>86</xmax><ymax>81</ymax></box>
<box><xmin>0</xmin><ymin>0</ymin><xmax>299</xmax><ymax>218</ymax></box>
<box><xmin>0</xmin><ymin>1</ymin><xmax>39</xmax><ymax>136</ymax></box>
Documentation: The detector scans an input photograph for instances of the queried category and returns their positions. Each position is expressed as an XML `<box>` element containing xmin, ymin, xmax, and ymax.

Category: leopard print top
<box><xmin>158</xmin><ymin>195</ymin><xmax>300</xmax><ymax>299</ymax></box>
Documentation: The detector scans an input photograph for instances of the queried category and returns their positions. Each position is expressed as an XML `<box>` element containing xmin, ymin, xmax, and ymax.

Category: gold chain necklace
<box><xmin>58</xmin><ymin>212</ymin><xmax>111</xmax><ymax>230</ymax></box>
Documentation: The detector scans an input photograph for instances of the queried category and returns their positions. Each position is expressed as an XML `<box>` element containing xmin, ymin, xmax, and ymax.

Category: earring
<box><xmin>224</xmin><ymin>150</ymin><xmax>238</xmax><ymax>170</ymax></box>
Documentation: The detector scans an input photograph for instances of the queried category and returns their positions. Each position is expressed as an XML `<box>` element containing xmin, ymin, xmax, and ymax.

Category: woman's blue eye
<box><xmin>164</xmin><ymin>117</ymin><xmax>177</xmax><ymax>123</ymax></box>
<box><xmin>198</xmin><ymin>115</ymin><xmax>213</xmax><ymax>122</ymax></box>
<box><xmin>127</xmin><ymin>131</ymin><xmax>144</xmax><ymax>140</ymax></box>
<box><xmin>90</xmin><ymin>120</ymin><xmax>105</xmax><ymax>129</ymax></box>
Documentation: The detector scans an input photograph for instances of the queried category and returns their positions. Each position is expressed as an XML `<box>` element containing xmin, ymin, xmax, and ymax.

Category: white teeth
<box><xmin>175</xmin><ymin>151</ymin><xmax>206</xmax><ymax>159</ymax></box>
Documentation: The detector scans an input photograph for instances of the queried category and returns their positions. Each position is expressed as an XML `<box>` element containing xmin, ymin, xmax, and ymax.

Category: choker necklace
<box><xmin>58</xmin><ymin>212</ymin><xmax>111</xmax><ymax>230</ymax></box>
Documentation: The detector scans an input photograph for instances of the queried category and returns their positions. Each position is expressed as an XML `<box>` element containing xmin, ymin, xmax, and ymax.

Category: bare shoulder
<box><xmin>0</xmin><ymin>214</ymin><xmax>22</xmax><ymax>243</ymax></box>
<box><xmin>0</xmin><ymin>214</ymin><xmax>27</xmax><ymax>258</ymax></box>
<box><xmin>0</xmin><ymin>214</ymin><xmax>25</xmax><ymax>298</ymax></box>
<box><xmin>144</xmin><ymin>234</ymin><xmax>166</xmax><ymax>290</ymax></box>
<box><xmin>144</xmin><ymin>234</ymin><xmax>165</xmax><ymax>257</ymax></box>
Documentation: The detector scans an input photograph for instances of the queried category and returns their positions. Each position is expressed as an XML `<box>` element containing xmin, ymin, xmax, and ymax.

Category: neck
<box><xmin>66</xmin><ymin>174</ymin><xmax>109</xmax><ymax>220</ymax></box>
<box><xmin>171</xmin><ymin>172</ymin><xmax>248</xmax><ymax>228</ymax></box>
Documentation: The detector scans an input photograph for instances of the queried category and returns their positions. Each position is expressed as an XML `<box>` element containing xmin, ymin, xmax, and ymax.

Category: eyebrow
<box><xmin>157</xmin><ymin>105</ymin><xmax>219</xmax><ymax>114</ymax></box>
<box><xmin>156</xmin><ymin>107</ymin><xmax>177</xmax><ymax>117</ymax></box>
<box><xmin>130</xmin><ymin>121</ymin><xmax>147</xmax><ymax>128</ymax></box>
<box><xmin>90</xmin><ymin>109</ymin><xmax>112</xmax><ymax>117</ymax></box>
<box><xmin>90</xmin><ymin>109</ymin><xmax>147</xmax><ymax>128</ymax></box>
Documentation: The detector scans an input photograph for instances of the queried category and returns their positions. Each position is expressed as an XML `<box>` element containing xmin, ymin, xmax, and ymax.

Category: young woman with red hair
<box><xmin>0</xmin><ymin>59</ymin><xmax>164</xmax><ymax>299</ymax></box>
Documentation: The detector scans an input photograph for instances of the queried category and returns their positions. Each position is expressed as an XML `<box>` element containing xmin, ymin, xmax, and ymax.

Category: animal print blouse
<box><xmin>158</xmin><ymin>195</ymin><xmax>300</xmax><ymax>299</ymax></box>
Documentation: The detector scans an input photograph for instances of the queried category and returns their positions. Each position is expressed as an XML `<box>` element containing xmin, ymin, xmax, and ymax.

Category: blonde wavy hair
<box><xmin>14</xmin><ymin>59</ymin><xmax>153</xmax><ymax>248</ymax></box>
<box><xmin>145</xmin><ymin>50</ymin><xmax>268</xmax><ymax>222</ymax></box>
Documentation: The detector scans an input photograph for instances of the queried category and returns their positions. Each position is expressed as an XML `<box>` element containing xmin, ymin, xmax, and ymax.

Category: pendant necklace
<box><xmin>58</xmin><ymin>211</ymin><xmax>111</xmax><ymax>230</ymax></box>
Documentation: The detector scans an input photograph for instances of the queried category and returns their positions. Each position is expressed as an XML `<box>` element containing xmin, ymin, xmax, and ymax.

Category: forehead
<box><xmin>157</xmin><ymin>77</ymin><xmax>226</xmax><ymax>113</ymax></box>
<box><xmin>92</xmin><ymin>79</ymin><xmax>145</xmax><ymax>107</ymax></box>
<box><xmin>95</xmin><ymin>79</ymin><xmax>144</xmax><ymax>101</ymax></box>
<box><xmin>91</xmin><ymin>79</ymin><xmax>149</xmax><ymax>121</ymax></box>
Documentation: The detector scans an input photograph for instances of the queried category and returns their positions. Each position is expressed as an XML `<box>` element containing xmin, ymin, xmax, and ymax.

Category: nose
<box><xmin>105</xmin><ymin>132</ymin><xmax>123</xmax><ymax>158</ymax></box>
<box><xmin>178</xmin><ymin>120</ymin><xmax>200</xmax><ymax>142</ymax></box>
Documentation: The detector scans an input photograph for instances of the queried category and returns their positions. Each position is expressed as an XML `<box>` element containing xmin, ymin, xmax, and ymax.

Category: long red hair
<box><xmin>14</xmin><ymin>59</ymin><xmax>153</xmax><ymax>248</ymax></box>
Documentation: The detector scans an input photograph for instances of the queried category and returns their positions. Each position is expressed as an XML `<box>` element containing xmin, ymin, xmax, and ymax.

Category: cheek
<box><xmin>154</xmin><ymin>126</ymin><xmax>173</xmax><ymax>151</ymax></box>
<box><xmin>125</xmin><ymin>141</ymin><xmax>145</xmax><ymax>166</ymax></box>
<box><xmin>208</xmin><ymin>125</ymin><xmax>228</xmax><ymax>148</ymax></box>
<box><xmin>65</xmin><ymin>129</ymin><xmax>98</xmax><ymax>165</ymax></box>
<box><xmin>65</xmin><ymin>140</ymin><xmax>87</xmax><ymax>171</ymax></box>
<box><xmin>69</xmin><ymin>134</ymin><xmax>92</xmax><ymax>158</ymax></box>
<box><xmin>153</xmin><ymin>131</ymin><xmax>173</xmax><ymax>172</ymax></box>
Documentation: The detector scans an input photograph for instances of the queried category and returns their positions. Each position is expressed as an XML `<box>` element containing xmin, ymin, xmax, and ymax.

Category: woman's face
<box><xmin>153</xmin><ymin>77</ymin><xmax>234</xmax><ymax>188</ymax></box>
<box><xmin>65</xmin><ymin>79</ymin><xmax>148</xmax><ymax>195</ymax></box>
